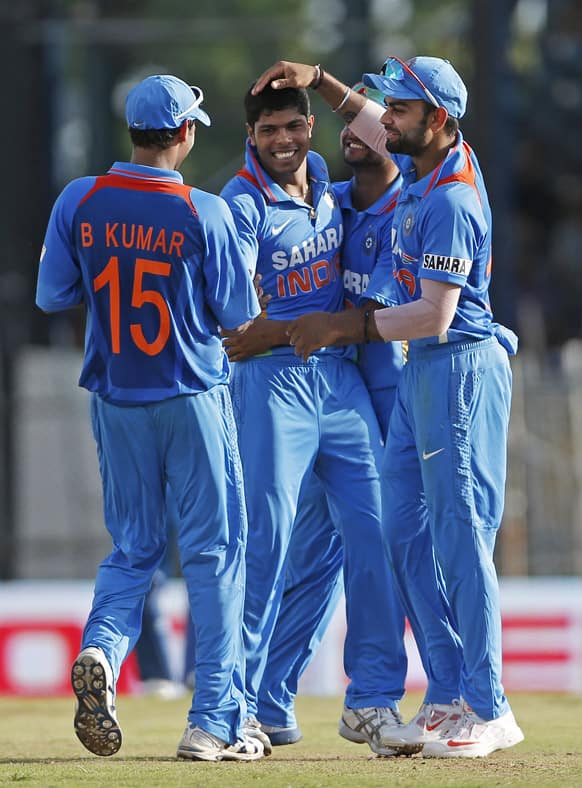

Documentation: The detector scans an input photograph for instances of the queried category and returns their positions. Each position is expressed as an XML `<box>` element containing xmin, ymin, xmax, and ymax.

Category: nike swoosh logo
<box><xmin>426</xmin><ymin>720</ymin><xmax>446</xmax><ymax>731</ymax></box>
<box><xmin>422</xmin><ymin>448</ymin><xmax>445</xmax><ymax>461</ymax></box>
<box><xmin>447</xmin><ymin>740</ymin><xmax>479</xmax><ymax>747</ymax></box>
<box><xmin>426</xmin><ymin>713</ymin><xmax>461</xmax><ymax>731</ymax></box>
<box><xmin>272</xmin><ymin>219</ymin><xmax>292</xmax><ymax>236</ymax></box>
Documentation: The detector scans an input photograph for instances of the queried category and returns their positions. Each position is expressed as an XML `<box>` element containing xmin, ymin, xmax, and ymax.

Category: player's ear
<box><xmin>246</xmin><ymin>122</ymin><xmax>255</xmax><ymax>145</ymax></box>
<box><xmin>430</xmin><ymin>106</ymin><xmax>448</xmax><ymax>133</ymax></box>
<box><xmin>178</xmin><ymin>119</ymin><xmax>190</xmax><ymax>141</ymax></box>
<box><xmin>307</xmin><ymin>114</ymin><xmax>315</xmax><ymax>137</ymax></box>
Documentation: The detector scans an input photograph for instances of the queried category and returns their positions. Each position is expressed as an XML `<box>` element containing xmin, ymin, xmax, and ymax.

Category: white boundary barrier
<box><xmin>1</xmin><ymin>577</ymin><xmax>581</xmax><ymax>696</ymax></box>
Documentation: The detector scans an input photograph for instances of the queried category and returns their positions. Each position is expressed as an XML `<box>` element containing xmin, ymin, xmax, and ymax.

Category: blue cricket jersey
<box><xmin>390</xmin><ymin>132</ymin><xmax>495</xmax><ymax>347</ymax></box>
<box><xmin>36</xmin><ymin>162</ymin><xmax>260</xmax><ymax>404</ymax></box>
<box><xmin>221</xmin><ymin>140</ymin><xmax>352</xmax><ymax>359</ymax></box>
<box><xmin>333</xmin><ymin>177</ymin><xmax>404</xmax><ymax>391</ymax></box>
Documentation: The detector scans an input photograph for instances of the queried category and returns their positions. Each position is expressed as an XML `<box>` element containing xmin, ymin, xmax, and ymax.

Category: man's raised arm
<box><xmin>252</xmin><ymin>60</ymin><xmax>367</xmax><ymax>124</ymax></box>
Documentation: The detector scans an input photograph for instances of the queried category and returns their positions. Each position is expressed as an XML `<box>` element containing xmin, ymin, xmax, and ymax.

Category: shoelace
<box><xmin>376</xmin><ymin>707</ymin><xmax>403</xmax><ymax>727</ymax></box>
<box><xmin>446</xmin><ymin>711</ymin><xmax>484</xmax><ymax>740</ymax></box>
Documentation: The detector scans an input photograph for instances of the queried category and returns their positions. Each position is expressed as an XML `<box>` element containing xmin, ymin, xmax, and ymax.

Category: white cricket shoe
<box><xmin>243</xmin><ymin>716</ymin><xmax>273</xmax><ymax>756</ymax></box>
<box><xmin>176</xmin><ymin>723</ymin><xmax>264</xmax><ymax>762</ymax></box>
<box><xmin>384</xmin><ymin>700</ymin><xmax>463</xmax><ymax>746</ymax></box>
<box><xmin>71</xmin><ymin>646</ymin><xmax>122</xmax><ymax>756</ymax></box>
<box><xmin>339</xmin><ymin>705</ymin><xmax>422</xmax><ymax>756</ymax></box>
<box><xmin>422</xmin><ymin>706</ymin><xmax>525</xmax><ymax>758</ymax></box>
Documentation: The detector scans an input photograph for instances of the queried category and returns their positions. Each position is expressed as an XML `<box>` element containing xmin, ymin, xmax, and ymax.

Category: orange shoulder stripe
<box><xmin>78</xmin><ymin>174</ymin><xmax>198</xmax><ymax>216</ymax></box>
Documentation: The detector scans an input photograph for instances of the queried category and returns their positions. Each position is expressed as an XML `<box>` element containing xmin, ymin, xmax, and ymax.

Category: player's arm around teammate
<box><xmin>250</xmin><ymin>55</ymin><xmax>525</xmax><ymax>760</ymax></box>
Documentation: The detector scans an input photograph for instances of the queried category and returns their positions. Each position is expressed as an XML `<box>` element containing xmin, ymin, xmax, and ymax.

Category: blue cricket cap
<box><xmin>125</xmin><ymin>75</ymin><xmax>211</xmax><ymax>130</ymax></box>
<box><xmin>362</xmin><ymin>56</ymin><xmax>467</xmax><ymax>119</ymax></box>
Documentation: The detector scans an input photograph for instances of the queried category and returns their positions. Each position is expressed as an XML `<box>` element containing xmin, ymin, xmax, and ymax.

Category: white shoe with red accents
<box><xmin>422</xmin><ymin>706</ymin><xmax>524</xmax><ymax>758</ymax></box>
<box><xmin>384</xmin><ymin>700</ymin><xmax>462</xmax><ymax>747</ymax></box>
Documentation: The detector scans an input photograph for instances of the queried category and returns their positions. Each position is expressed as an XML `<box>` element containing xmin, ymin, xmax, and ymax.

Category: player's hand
<box><xmin>287</xmin><ymin>312</ymin><xmax>335</xmax><ymax>361</ymax></box>
<box><xmin>253</xmin><ymin>273</ymin><xmax>272</xmax><ymax>311</ymax></box>
<box><xmin>223</xmin><ymin>317</ymin><xmax>289</xmax><ymax>361</ymax></box>
<box><xmin>253</xmin><ymin>61</ymin><xmax>318</xmax><ymax>94</ymax></box>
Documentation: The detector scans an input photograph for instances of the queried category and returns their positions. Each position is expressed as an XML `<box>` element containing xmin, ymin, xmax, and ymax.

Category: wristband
<box><xmin>332</xmin><ymin>87</ymin><xmax>351</xmax><ymax>113</ymax></box>
<box><xmin>310</xmin><ymin>64</ymin><xmax>324</xmax><ymax>90</ymax></box>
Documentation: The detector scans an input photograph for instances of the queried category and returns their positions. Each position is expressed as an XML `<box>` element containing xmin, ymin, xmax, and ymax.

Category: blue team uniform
<box><xmin>334</xmin><ymin>177</ymin><xmax>404</xmax><ymax>427</ymax></box>
<box><xmin>256</xmin><ymin>173</ymin><xmax>411</xmax><ymax>730</ymax></box>
<box><xmin>36</xmin><ymin>161</ymin><xmax>260</xmax><ymax>742</ymax></box>
<box><xmin>221</xmin><ymin>141</ymin><xmax>406</xmax><ymax>718</ymax></box>
<box><xmin>380</xmin><ymin>134</ymin><xmax>518</xmax><ymax>719</ymax></box>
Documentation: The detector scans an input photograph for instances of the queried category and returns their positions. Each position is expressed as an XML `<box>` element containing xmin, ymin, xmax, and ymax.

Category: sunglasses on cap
<box><xmin>352</xmin><ymin>81</ymin><xmax>386</xmax><ymax>107</ymax></box>
<box><xmin>175</xmin><ymin>85</ymin><xmax>205</xmax><ymax>120</ymax></box>
<box><xmin>381</xmin><ymin>56</ymin><xmax>440</xmax><ymax>109</ymax></box>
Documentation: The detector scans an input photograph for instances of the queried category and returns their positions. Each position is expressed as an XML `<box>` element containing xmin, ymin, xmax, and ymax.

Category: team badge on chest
<box><xmin>363</xmin><ymin>229</ymin><xmax>377</xmax><ymax>255</ymax></box>
<box><xmin>403</xmin><ymin>212</ymin><xmax>415</xmax><ymax>236</ymax></box>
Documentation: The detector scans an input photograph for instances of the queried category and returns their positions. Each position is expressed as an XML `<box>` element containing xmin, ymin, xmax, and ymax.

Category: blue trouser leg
<box><xmin>133</xmin><ymin>564</ymin><xmax>174</xmax><ymax>682</ymax></box>
<box><xmin>258</xmin><ymin>383</ymin><xmax>407</xmax><ymax>727</ymax></box>
<box><xmin>315</xmin><ymin>362</ymin><xmax>407</xmax><ymax>709</ymax></box>
<box><xmin>83</xmin><ymin>397</ymin><xmax>167</xmax><ymax>677</ymax></box>
<box><xmin>84</xmin><ymin>388</ymin><xmax>247</xmax><ymax>743</ymax></box>
<box><xmin>417</xmin><ymin>340</ymin><xmax>511</xmax><ymax>719</ymax></box>
<box><xmin>231</xmin><ymin>358</ymin><xmax>319</xmax><ymax>718</ymax></box>
<box><xmin>381</xmin><ymin>422</ymin><xmax>463</xmax><ymax>703</ymax></box>
<box><xmin>384</xmin><ymin>338</ymin><xmax>511</xmax><ymax>720</ymax></box>
<box><xmin>257</xmin><ymin>478</ymin><xmax>344</xmax><ymax>728</ymax></box>
<box><xmin>183</xmin><ymin>612</ymin><xmax>197</xmax><ymax>686</ymax></box>
<box><xmin>232</xmin><ymin>357</ymin><xmax>407</xmax><ymax>717</ymax></box>
<box><xmin>167</xmin><ymin>388</ymin><xmax>248</xmax><ymax>740</ymax></box>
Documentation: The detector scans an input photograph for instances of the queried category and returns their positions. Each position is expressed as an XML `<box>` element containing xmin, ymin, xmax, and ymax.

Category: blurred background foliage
<box><xmin>3</xmin><ymin>0</ymin><xmax>581</xmax><ymax>351</ymax></box>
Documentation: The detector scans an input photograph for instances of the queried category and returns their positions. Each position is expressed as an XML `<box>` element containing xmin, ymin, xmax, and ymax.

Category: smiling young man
<box><xmin>247</xmin><ymin>97</ymin><xmax>420</xmax><ymax>748</ymax></box>
<box><xmin>248</xmin><ymin>57</ymin><xmax>525</xmax><ymax>759</ymax></box>
<box><xmin>219</xmin><ymin>83</ymin><xmax>420</xmax><ymax>758</ymax></box>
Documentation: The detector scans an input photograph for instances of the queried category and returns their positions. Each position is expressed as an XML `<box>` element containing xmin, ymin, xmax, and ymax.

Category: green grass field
<box><xmin>0</xmin><ymin>692</ymin><xmax>580</xmax><ymax>787</ymax></box>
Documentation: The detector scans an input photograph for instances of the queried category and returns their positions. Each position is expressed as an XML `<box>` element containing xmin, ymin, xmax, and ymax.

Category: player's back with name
<box><xmin>38</xmin><ymin>170</ymin><xmax>257</xmax><ymax>404</ymax></box>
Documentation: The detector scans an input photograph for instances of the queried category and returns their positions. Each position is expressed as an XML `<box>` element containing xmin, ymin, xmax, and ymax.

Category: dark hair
<box><xmin>244</xmin><ymin>83</ymin><xmax>311</xmax><ymax>127</ymax></box>
<box><xmin>444</xmin><ymin>115</ymin><xmax>459</xmax><ymax>137</ymax></box>
<box><xmin>421</xmin><ymin>102</ymin><xmax>459</xmax><ymax>138</ymax></box>
<box><xmin>129</xmin><ymin>120</ymin><xmax>194</xmax><ymax>150</ymax></box>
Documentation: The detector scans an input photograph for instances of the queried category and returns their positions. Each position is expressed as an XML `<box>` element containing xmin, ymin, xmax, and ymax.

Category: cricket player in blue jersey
<box><xmin>248</xmin><ymin>91</ymin><xmax>412</xmax><ymax>746</ymax></box>
<box><xmin>220</xmin><ymin>83</ymin><xmax>420</xmax><ymax>757</ymax></box>
<box><xmin>254</xmin><ymin>56</ymin><xmax>525</xmax><ymax>758</ymax></box>
<box><xmin>36</xmin><ymin>74</ymin><xmax>266</xmax><ymax>762</ymax></box>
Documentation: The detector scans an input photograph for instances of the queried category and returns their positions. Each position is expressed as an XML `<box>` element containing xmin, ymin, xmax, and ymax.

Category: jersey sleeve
<box><xmin>359</xmin><ymin>219</ymin><xmax>398</xmax><ymax>307</ymax></box>
<box><xmin>197</xmin><ymin>192</ymin><xmax>260</xmax><ymax>330</ymax></box>
<box><xmin>220</xmin><ymin>185</ymin><xmax>262</xmax><ymax>279</ymax></box>
<box><xmin>35</xmin><ymin>178</ymin><xmax>94</xmax><ymax>312</ymax></box>
<box><xmin>418</xmin><ymin>186</ymin><xmax>485</xmax><ymax>287</ymax></box>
